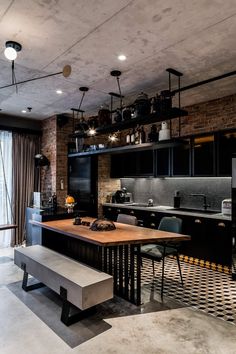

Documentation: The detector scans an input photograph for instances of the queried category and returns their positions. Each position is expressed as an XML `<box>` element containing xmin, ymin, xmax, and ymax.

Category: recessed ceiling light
<box><xmin>118</xmin><ymin>54</ymin><xmax>127</xmax><ymax>61</ymax></box>
<box><xmin>56</xmin><ymin>89</ymin><xmax>63</xmax><ymax>94</ymax></box>
<box><xmin>21</xmin><ymin>110</ymin><xmax>27</xmax><ymax>113</ymax></box>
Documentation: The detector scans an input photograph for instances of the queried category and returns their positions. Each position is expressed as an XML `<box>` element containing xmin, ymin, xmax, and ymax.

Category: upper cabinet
<box><xmin>155</xmin><ymin>148</ymin><xmax>170</xmax><ymax>177</ymax></box>
<box><xmin>192</xmin><ymin>134</ymin><xmax>215</xmax><ymax>176</ymax></box>
<box><xmin>172</xmin><ymin>139</ymin><xmax>191</xmax><ymax>176</ymax></box>
<box><xmin>110</xmin><ymin>150</ymin><xmax>154</xmax><ymax>178</ymax></box>
<box><xmin>217</xmin><ymin>131</ymin><xmax>236</xmax><ymax>176</ymax></box>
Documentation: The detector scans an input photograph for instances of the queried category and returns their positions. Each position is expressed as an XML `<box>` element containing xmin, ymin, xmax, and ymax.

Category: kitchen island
<box><xmin>30</xmin><ymin>217</ymin><xmax>190</xmax><ymax>305</ymax></box>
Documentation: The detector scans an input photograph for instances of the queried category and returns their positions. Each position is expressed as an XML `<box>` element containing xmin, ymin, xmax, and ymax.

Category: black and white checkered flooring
<box><xmin>141</xmin><ymin>257</ymin><xmax>236</xmax><ymax>324</ymax></box>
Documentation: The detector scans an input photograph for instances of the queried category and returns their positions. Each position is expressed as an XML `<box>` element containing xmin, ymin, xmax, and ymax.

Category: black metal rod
<box><xmin>172</xmin><ymin>70</ymin><xmax>236</xmax><ymax>94</ymax></box>
<box><xmin>78</xmin><ymin>92</ymin><xmax>86</xmax><ymax>111</ymax></box>
<box><xmin>178</xmin><ymin>76</ymin><xmax>181</xmax><ymax>136</ymax></box>
<box><xmin>116</xmin><ymin>77</ymin><xmax>123</xmax><ymax>109</ymax></box>
<box><xmin>0</xmin><ymin>70</ymin><xmax>63</xmax><ymax>90</ymax></box>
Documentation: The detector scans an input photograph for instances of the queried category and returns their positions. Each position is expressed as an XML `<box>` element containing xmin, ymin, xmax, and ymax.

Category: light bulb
<box><xmin>88</xmin><ymin>128</ymin><xmax>96</xmax><ymax>136</ymax></box>
<box><xmin>4</xmin><ymin>47</ymin><xmax>17</xmax><ymax>61</ymax></box>
<box><xmin>118</xmin><ymin>54</ymin><xmax>127</xmax><ymax>61</ymax></box>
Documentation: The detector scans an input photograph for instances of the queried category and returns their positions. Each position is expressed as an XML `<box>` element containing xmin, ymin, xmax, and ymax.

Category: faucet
<box><xmin>190</xmin><ymin>194</ymin><xmax>210</xmax><ymax>210</ymax></box>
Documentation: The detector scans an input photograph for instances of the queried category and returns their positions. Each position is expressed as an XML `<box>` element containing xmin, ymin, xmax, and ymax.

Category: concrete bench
<box><xmin>14</xmin><ymin>245</ymin><xmax>113</xmax><ymax>325</ymax></box>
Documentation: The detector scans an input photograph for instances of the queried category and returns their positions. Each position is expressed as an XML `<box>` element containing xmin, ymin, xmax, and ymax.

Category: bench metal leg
<box><xmin>60</xmin><ymin>287</ymin><xmax>96</xmax><ymax>326</ymax></box>
<box><xmin>21</xmin><ymin>263</ymin><xmax>45</xmax><ymax>292</ymax></box>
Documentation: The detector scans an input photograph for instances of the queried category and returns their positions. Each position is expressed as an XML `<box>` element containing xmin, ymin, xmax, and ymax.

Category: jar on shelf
<box><xmin>133</xmin><ymin>92</ymin><xmax>151</xmax><ymax>117</ymax></box>
<box><xmin>98</xmin><ymin>104</ymin><xmax>111</xmax><ymax>126</ymax></box>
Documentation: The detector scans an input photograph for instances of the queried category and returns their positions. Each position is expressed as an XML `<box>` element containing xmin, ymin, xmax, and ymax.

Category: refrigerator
<box><xmin>232</xmin><ymin>153</ymin><xmax>236</xmax><ymax>280</ymax></box>
<box><xmin>68</xmin><ymin>156</ymin><xmax>98</xmax><ymax>217</ymax></box>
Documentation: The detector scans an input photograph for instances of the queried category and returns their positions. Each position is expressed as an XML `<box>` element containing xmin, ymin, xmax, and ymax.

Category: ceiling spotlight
<box><xmin>4</xmin><ymin>41</ymin><xmax>22</xmax><ymax>61</ymax></box>
<box><xmin>56</xmin><ymin>89</ymin><xmax>63</xmax><ymax>94</ymax></box>
<box><xmin>118</xmin><ymin>54</ymin><xmax>127</xmax><ymax>61</ymax></box>
<box><xmin>27</xmin><ymin>107</ymin><xmax>32</xmax><ymax>112</ymax></box>
<box><xmin>21</xmin><ymin>110</ymin><xmax>26</xmax><ymax>113</ymax></box>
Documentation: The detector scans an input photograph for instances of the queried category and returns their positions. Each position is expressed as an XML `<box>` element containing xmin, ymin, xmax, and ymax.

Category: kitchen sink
<box><xmin>172</xmin><ymin>207</ymin><xmax>220</xmax><ymax>215</ymax></box>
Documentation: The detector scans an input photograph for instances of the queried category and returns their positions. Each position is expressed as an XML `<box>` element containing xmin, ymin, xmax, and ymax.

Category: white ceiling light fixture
<box><xmin>56</xmin><ymin>89</ymin><xmax>63</xmax><ymax>94</ymax></box>
<box><xmin>4</xmin><ymin>41</ymin><xmax>22</xmax><ymax>61</ymax></box>
<box><xmin>21</xmin><ymin>110</ymin><xmax>26</xmax><ymax>113</ymax></box>
<box><xmin>118</xmin><ymin>54</ymin><xmax>126</xmax><ymax>61</ymax></box>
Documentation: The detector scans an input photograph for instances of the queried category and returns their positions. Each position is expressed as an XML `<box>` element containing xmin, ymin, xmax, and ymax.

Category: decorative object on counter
<box><xmin>81</xmin><ymin>220</ymin><xmax>91</xmax><ymax>226</ymax></box>
<box><xmin>98</xmin><ymin>103</ymin><xmax>111</xmax><ymax>126</ymax></box>
<box><xmin>148</xmin><ymin>198</ymin><xmax>154</xmax><ymax>207</ymax></box>
<box><xmin>148</xmin><ymin>124</ymin><xmax>159</xmax><ymax>142</ymax></box>
<box><xmin>73</xmin><ymin>215</ymin><xmax>82</xmax><ymax>225</ymax></box>
<box><xmin>90</xmin><ymin>218</ymin><xmax>116</xmax><ymax>231</ymax></box>
<box><xmin>133</xmin><ymin>91</ymin><xmax>151</xmax><ymax>117</ymax></box>
<box><xmin>65</xmin><ymin>195</ymin><xmax>76</xmax><ymax>213</ymax></box>
<box><xmin>174</xmin><ymin>190</ymin><xmax>181</xmax><ymax>209</ymax></box>
<box><xmin>158</xmin><ymin>121</ymin><xmax>171</xmax><ymax>141</ymax></box>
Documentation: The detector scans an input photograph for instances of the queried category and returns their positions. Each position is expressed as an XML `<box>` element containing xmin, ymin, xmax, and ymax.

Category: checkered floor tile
<box><xmin>141</xmin><ymin>257</ymin><xmax>236</xmax><ymax>324</ymax></box>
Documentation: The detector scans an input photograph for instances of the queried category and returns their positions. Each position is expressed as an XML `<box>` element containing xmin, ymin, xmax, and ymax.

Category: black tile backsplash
<box><xmin>121</xmin><ymin>177</ymin><xmax>231</xmax><ymax>211</ymax></box>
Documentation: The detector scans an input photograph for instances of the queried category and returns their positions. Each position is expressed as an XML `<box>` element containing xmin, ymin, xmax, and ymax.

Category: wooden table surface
<box><xmin>30</xmin><ymin>217</ymin><xmax>190</xmax><ymax>247</ymax></box>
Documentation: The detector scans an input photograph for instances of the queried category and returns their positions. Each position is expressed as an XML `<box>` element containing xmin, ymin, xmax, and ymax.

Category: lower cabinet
<box><xmin>103</xmin><ymin>205</ymin><xmax>232</xmax><ymax>266</ymax></box>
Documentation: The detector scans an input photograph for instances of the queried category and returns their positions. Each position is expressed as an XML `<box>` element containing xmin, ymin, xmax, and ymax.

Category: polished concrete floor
<box><xmin>1</xmin><ymin>246</ymin><xmax>236</xmax><ymax>354</ymax></box>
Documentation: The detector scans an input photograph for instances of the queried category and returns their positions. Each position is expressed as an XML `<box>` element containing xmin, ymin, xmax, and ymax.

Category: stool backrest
<box><xmin>117</xmin><ymin>213</ymin><xmax>138</xmax><ymax>226</ymax></box>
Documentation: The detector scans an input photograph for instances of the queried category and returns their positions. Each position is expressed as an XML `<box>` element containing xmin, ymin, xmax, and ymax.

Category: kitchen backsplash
<box><xmin>121</xmin><ymin>177</ymin><xmax>231</xmax><ymax>211</ymax></box>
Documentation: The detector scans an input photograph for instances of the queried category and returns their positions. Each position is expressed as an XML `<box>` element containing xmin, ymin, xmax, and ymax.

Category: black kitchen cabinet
<box><xmin>193</xmin><ymin>134</ymin><xmax>215</xmax><ymax>176</ymax></box>
<box><xmin>110</xmin><ymin>154</ymin><xmax>124</xmax><ymax>178</ymax></box>
<box><xmin>217</xmin><ymin>130</ymin><xmax>236</xmax><ymax>176</ymax></box>
<box><xmin>205</xmin><ymin>219</ymin><xmax>231</xmax><ymax>265</ymax></box>
<box><xmin>103</xmin><ymin>205</ymin><xmax>231</xmax><ymax>266</ymax></box>
<box><xmin>172</xmin><ymin>139</ymin><xmax>191</xmax><ymax>176</ymax></box>
<box><xmin>110</xmin><ymin>150</ymin><xmax>154</xmax><ymax>178</ymax></box>
<box><xmin>155</xmin><ymin>148</ymin><xmax>170</xmax><ymax>177</ymax></box>
<box><xmin>68</xmin><ymin>156</ymin><xmax>98</xmax><ymax>216</ymax></box>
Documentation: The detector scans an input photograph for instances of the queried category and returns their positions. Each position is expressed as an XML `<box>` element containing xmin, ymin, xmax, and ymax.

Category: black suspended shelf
<box><xmin>68</xmin><ymin>138</ymin><xmax>189</xmax><ymax>157</ymax></box>
<box><xmin>69</xmin><ymin>107</ymin><xmax>188</xmax><ymax>139</ymax></box>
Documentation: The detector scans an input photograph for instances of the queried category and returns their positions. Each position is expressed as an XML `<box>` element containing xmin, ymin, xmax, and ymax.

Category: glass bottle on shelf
<box><xmin>134</xmin><ymin>125</ymin><xmax>140</xmax><ymax>145</ymax></box>
<box><xmin>126</xmin><ymin>130</ymin><xmax>131</xmax><ymax>145</ymax></box>
<box><xmin>139</xmin><ymin>126</ymin><xmax>146</xmax><ymax>144</ymax></box>
<box><xmin>130</xmin><ymin>128</ymin><xmax>135</xmax><ymax>145</ymax></box>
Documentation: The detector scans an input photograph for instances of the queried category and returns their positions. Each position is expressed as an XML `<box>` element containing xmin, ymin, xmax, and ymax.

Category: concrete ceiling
<box><xmin>1</xmin><ymin>0</ymin><xmax>236</xmax><ymax>120</ymax></box>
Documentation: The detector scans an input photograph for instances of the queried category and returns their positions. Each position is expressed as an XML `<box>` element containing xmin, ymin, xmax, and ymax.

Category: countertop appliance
<box><xmin>221</xmin><ymin>199</ymin><xmax>232</xmax><ymax>215</ymax></box>
<box><xmin>113</xmin><ymin>188</ymin><xmax>133</xmax><ymax>204</ymax></box>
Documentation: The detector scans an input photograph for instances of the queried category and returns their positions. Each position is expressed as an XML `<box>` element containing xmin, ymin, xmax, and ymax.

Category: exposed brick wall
<box><xmin>97</xmin><ymin>154</ymin><xmax>120</xmax><ymax>217</ymax></box>
<box><xmin>41</xmin><ymin>116</ymin><xmax>74</xmax><ymax>207</ymax></box>
<box><xmin>41</xmin><ymin>116</ymin><xmax>57</xmax><ymax>195</ymax></box>
<box><xmin>41</xmin><ymin>92</ymin><xmax>236</xmax><ymax>214</ymax></box>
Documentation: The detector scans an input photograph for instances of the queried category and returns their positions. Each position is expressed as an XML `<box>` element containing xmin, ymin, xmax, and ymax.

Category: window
<box><xmin>0</xmin><ymin>131</ymin><xmax>13</xmax><ymax>247</ymax></box>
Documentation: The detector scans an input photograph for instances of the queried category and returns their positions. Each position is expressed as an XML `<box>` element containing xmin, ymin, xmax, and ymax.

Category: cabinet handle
<box><xmin>150</xmin><ymin>223</ymin><xmax>156</xmax><ymax>227</ymax></box>
<box><xmin>194</xmin><ymin>219</ymin><xmax>202</xmax><ymax>224</ymax></box>
<box><xmin>117</xmin><ymin>209</ymin><xmax>121</xmax><ymax>213</ymax></box>
<box><xmin>130</xmin><ymin>210</ymin><xmax>135</xmax><ymax>215</ymax></box>
<box><xmin>150</xmin><ymin>213</ymin><xmax>156</xmax><ymax>217</ymax></box>
<box><xmin>218</xmin><ymin>222</ymin><xmax>225</xmax><ymax>228</ymax></box>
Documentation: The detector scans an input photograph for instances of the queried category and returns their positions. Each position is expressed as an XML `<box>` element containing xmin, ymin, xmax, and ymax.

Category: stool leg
<box><xmin>176</xmin><ymin>253</ymin><xmax>184</xmax><ymax>287</ymax></box>
<box><xmin>152</xmin><ymin>260</ymin><xmax>155</xmax><ymax>275</ymax></box>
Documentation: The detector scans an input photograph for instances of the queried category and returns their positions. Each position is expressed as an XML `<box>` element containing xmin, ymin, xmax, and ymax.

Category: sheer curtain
<box><xmin>0</xmin><ymin>130</ymin><xmax>13</xmax><ymax>248</ymax></box>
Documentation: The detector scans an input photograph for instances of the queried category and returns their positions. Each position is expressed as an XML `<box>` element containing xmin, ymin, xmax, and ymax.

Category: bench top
<box><xmin>15</xmin><ymin>245</ymin><xmax>112</xmax><ymax>287</ymax></box>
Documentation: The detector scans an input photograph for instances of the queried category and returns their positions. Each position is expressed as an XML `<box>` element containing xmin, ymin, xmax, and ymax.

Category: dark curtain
<box><xmin>12</xmin><ymin>133</ymin><xmax>41</xmax><ymax>245</ymax></box>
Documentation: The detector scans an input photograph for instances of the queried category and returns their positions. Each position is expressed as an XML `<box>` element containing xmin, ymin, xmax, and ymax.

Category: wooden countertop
<box><xmin>30</xmin><ymin>217</ymin><xmax>190</xmax><ymax>247</ymax></box>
